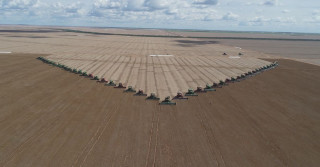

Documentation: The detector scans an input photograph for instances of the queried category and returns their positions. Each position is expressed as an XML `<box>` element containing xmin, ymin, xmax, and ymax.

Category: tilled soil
<box><xmin>0</xmin><ymin>53</ymin><xmax>319</xmax><ymax>167</ymax></box>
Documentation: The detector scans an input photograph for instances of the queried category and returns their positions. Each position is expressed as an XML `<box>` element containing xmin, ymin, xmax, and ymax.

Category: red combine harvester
<box><xmin>99</xmin><ymin>78</ymin><xmax>107</xmax><ymax>83</ymax></box>
<box><xmin>114</xmin><ymin>82</ymin><xmax>126</xmax><ymax>88</ymax></box>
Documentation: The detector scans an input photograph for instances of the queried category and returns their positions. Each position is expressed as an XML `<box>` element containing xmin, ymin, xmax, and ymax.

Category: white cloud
<box><xmin>1</xmin><ymin>0</ymin><xmax>39</xmax><ymax>9</ymax></box>
<box><xmin>312</xmin><ymin>10</ymin><xmax>320</xmax><ymax>22</ymax></box>
<box><xmin>51</xmin><ymin>2</ymin><xmax>86</xmax><ymax>18</ymax></box>
<box><xmin>282</xmin><ymin>9</ymin><xmax>290</xmax><ymax>13</ymax></box>
<box><xmin>222</xmin><ymin>12</ymin><xmax>239</xmax><ymax>21</ymax></box>
<box><xmin>93</xmin><ymin>0</ymin><xmax>122</xmax><ymax>9</ymax></box>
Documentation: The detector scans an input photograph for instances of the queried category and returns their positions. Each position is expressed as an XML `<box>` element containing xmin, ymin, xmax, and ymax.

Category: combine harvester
<box><xmin>114</xmin><ymin>83</ymin><xmax>126</xmax><ymax>88</ymax></box>
<box><xmin>105</xmin><ymin>80</ymin><xmax>116</xmax><ymax>86</ymax></box>
<box><xmin>173</xmin><ymin>91</ymin><xmax>188</xmax><ymax>100</ymax></box>
<box><xmin>160</xmin><ymin>96</ymin><xmax>176</xmax><ymax>105</ymax></box>
<box><xmin>99</xmin><ymin>78</ymin><xmax>107</xmax><ymax>83</ymax></box>
<box><xmin>93</xmin><ymin>76</ymin><xmax>99</xmax><ymax>80</ymax></box>
<box><xmin>194</xmin><ymin>87</ymin><xmax>207</xmax><ymax>93</ymax></box>
<box><xmin>146</xmin><ymin>93</ymin><xmax>160</xmax><ymax>100</ymax></box>
<box><xmin>212</xmin><ymin>82</ymin><xmax>222</xmax><ymax>88</ymax></box>
<box><xmin>185</xmin><ymin>89</ymin><xmax>198</xmax><ymax>96</ymax></box>
<box><xmin>134</xmin><ymin>89</ymin><xmax>148</xmax><ymax>96</ymax></box>
<box><xmin>204</xmin><ymin>84</ymin><xmax>216</xmax><ymax>91</ymax></box>
<box><xmin>124</xmin><ymin>86</ymin><xmax>136</xmax><ymax>93</ymax></box>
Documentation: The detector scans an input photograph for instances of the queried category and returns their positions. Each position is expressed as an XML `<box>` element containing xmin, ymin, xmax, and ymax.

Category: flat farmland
<box><xmin>1</xmin><ymin>53</ymin><xmax>320</xmax><ymax>166</ymax></box>
<box><xmin>0</xmin><ymin>27</ymin><xmax>274</xmax><ymax>99</ymax></box>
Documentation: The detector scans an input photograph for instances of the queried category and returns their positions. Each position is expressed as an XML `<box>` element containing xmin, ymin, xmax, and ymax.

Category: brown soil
<box><xmin>0</xmin><ymin>53</ymin><xmax>320</xmax><ymax>167</ymax></box>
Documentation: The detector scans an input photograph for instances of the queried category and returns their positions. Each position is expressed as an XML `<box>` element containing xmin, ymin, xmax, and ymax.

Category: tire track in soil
<box><xmin>144</xmin><ymin>103</ymin><xmax>158</xmax><ymax>167</ymax></box>
<box><xmin>194</xmin><ymin>97</ymin><xmax>226</xmax><ymax>167</ymax></box>
<box><xmin>72</xmin><ymin>89</ymin><xmax>125</xmax><ymax>167</ymax></box>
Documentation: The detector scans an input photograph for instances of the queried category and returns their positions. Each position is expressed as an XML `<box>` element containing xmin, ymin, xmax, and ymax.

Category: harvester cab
<box><xmin>160</xmin><ymin>96</ymin><xmax>176</xmax><ymax>105</ymax></box>
<box><xmin>185</xmin><ymin>89</ymin><xmax>198</xmax><ymax>96</ymax></box>
<box><xmin>204</xmin><ymin>84</ymin><xmax>216</xmax><ymax>91</ymax></box>
<box><xmin>173</xmin><ymin>91</ymin><xmax>188</xmax><ymax>100</ymax></box>
<box><xmin>134</xmin><ymin>89</ymin><xmax>147</xmax><ymax>96</ymax></box>
<box><xmin>114</xmin><ymin>82</ymin><xmax>126</xmax><ymax>88</ymax></box>
<box><xmin>146</xmin><ymin>93</ymin><xmax>160</xmax><ymax>100</ymax></box>
<box><xmin>124</xmin><ymin>86</ymin><xmax>136</xmax><ymax>93</ymax></box>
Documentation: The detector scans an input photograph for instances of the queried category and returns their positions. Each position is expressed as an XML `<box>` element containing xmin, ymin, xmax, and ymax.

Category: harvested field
<box><xmin>1</xmin><ymin>53</ymin><xmax>320</xmax><ymax>166</ymax></box>
<box><xmin>45</xmin><ymin>54</ymin><xmax>272</xmax><ymax>99</ymax></box>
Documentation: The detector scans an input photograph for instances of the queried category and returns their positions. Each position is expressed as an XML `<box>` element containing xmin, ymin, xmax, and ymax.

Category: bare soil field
<box><xmin>1</xmin><ymin>53</ymin><xmax>319</xmax><ymax>167</ymax></box>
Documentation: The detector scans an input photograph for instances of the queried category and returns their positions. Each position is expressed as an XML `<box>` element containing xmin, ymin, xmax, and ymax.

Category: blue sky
<box><xmin>0</xmin><ymin>0</ymin><xmax>320</xmax><ymax>33</ymax></box>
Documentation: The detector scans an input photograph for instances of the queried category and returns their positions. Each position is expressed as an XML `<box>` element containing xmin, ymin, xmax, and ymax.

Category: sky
<box><xmin>0</xmin><ymin>0</ymin><xmax>320</xmax><ymax>33</ymax></box>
